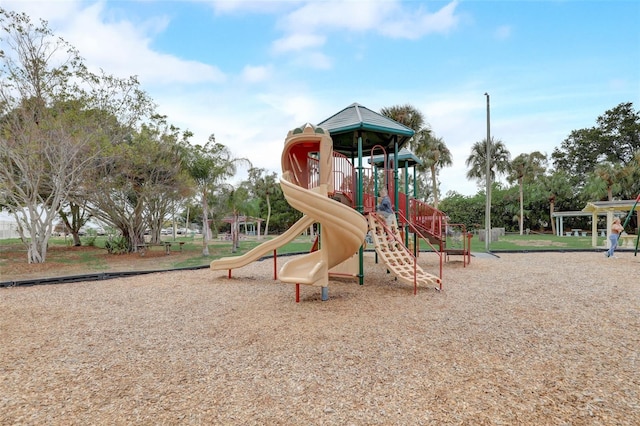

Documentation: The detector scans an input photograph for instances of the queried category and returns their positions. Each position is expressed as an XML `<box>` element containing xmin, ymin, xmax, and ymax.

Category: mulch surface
<box><xmin>1</xmin><ymin>251</ymin><xmax>639</xmax><ymax>425</ymax></box>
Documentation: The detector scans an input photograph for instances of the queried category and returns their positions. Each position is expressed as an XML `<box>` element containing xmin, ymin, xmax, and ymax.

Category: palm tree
<box><xmin>381</xmin><ymin>104</ymin><xmax>438</xmax><ymax>205</ymax></box>
<box><xmin>380</xmin><ymin>104</ymin><xmax>425</xmax><ymax>134</ymax></box>
<box><xmin>247</xmin><ymin>167</ymin><xmax>278</xmax><ymax>238</ymax></box>
<box><xmin>621</xmin><ymin>150</ymin><xmax>640</xmax><ymax>199</ymax></box>
<box><xmin>465</xmin><ymin>137</ymin><xmax>511</xmax><ymax>184</ymax></box>
<box><xmin>508</xmin><ymin>152</ymin><xmax>547</xmax><ymax>235</ymax></box>
<box><xmin>220</xmin><ymin>184</ymin><xmax>256</xmax><ymax>253</ymax></box>
<box><xmin>185</xmin><ymin>135</ymin><xmax>251</xmax><ymax>256</ymax></box>
<box><xmin>583</xmin><ymin>162</ymin><xmax>625</xmax><ymax>202</ymax></box>
<box><xmin>542</xmin><ymin>170</ymin><xmax>573</xmax><ymax>236</ymax></box>
<box><xmin>413</xmin><ymin>131</ymin><xmax>452</xmax><ymax>209</ymax></box>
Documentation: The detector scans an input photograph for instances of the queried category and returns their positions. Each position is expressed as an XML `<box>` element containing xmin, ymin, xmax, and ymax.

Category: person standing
<box><xmin>605</xmin><ymin>217</ymin><xmax>624</xmax><ymax>258</ymax></box>
<box><xmin>376</xmin><ymin>187</ymin><xmax>394</xmax><ymax>226</ymax></box>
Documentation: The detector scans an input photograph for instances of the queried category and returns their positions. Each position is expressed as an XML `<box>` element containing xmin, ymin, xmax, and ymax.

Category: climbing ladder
<box><xmin>367</xmin><ymin>213</ymin><xmax>442</xmax><ymax>293</ymax></box>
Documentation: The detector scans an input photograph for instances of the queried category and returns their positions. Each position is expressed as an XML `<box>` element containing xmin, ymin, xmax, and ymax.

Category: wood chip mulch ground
<box><xmin>1</xmin><ymin>251</ymin><xmax>639</xmax><ymax>425</ymax></box>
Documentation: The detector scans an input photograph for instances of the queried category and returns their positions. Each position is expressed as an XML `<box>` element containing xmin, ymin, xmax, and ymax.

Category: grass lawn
<box><xmin>0</xmin><ymin>231</ymin><xmax>621</xmax><ymax>284</ymax></box>
<box><xmin>470</xmin><ymin>232</ymin><xmax>608</xmax><ymax>251</ymax></box>
<box><xmin>0</xmin><ymin>235</ymin><xmax>314</xmax><ymax>283</ymax></box>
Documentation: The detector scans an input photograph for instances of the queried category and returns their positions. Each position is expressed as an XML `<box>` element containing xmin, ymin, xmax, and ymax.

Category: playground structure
<box><xmin>211</xmin><ymin>103</ymin><xmax>472</xmax><ymax>301</ymax></box>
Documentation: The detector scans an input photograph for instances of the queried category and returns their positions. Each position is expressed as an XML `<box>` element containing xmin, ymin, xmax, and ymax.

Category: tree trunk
<box><xmin>549</xmin><ymin>199</ymin><xmax>556</xmax><ymax>236</ymax></box>
<box><xmin>265</xmin><ymin>195</ymin><xmax>271</xmax><ymax>237</ymax></box>
<box><xmin>430</xmin><ymin>165</ymin><xmax>439</xmax><ymax>209</ymax></box>
<box><xmin>201</xmin><ymin>189</ymin><xmax>210</xmax><ymax>256</ymax></box>
<box><xmin>519</xmin><ymin>179</ymin><xmax>524</xmax><ymax>235</ymax></box>
<box><xmin>231</xmin><ymin>213</ymin><xmax>239</xmax><ymax>253</ymax></box>
<box><xmin>71</xmin><ymin>232</ymin><xmax>82</xmax><ymax>247</ymax></box>
<box><xmin>59</xmin><ymin>203</ymin><xmax>88</xmax><ymax>247</ymax></box>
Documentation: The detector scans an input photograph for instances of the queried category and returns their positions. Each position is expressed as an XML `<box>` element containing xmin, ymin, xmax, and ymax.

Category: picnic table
<box><xmin>137</xmin><ymin>241</ymin><xmax>185</xmax><ymax>256</ymax></box>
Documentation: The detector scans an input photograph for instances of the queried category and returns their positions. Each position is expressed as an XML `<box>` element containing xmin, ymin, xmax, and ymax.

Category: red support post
<box><xmin>273</xmin><ymin>249</ymin><xmax>277</xmax><ymax>280</ymax></box>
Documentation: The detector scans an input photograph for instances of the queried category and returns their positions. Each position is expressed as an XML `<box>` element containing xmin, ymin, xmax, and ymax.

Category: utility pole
<box><xmin>484</xmin><ymin>92</ymin><xmax>491</xmax><ymax>252</ymax></box>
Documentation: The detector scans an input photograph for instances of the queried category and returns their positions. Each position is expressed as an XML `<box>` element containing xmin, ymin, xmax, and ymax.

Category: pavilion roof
<box><xmin>317</xmin><ymin>103</ymin><xmax>414</xmax><ymax>156</ymax></box>
<box><xmin>221</xmin><ymin>215</ymin><xmax>264</xmax><ymax>224</ymax></box>
<box><xmin>368</xmin><ymin>148</ymin><xmax>422</xmax><ymax>168</ymax></box>
<box><xmin>582</xmin><ymin>200</ymin><xmax>639</xmax><ymax>213</ymax></box>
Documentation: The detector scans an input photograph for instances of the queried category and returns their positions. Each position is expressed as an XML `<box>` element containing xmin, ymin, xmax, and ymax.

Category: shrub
<box><xmin>104</xmin><ymin>236</ymin><xmax>130</xmax><ymax>254</ymax></box>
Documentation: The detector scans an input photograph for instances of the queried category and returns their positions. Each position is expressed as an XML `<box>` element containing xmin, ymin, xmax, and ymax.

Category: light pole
<box><xmin>484</xmin><ymin>92</ymin><xmax>491</xmax><ymax>252</ymax></box>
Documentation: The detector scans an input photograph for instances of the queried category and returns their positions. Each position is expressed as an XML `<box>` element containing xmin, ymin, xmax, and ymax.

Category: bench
<box><xmin>618</xmin><ymin>235</ymin><xmax>638</xmax><ymax>249</ymax></box>
<box><xmin>137</xmin><ymin>241</ymin><xmax>185</xmax><ymax>256</ymax></box>
<box><xmin>444</xmin><ymin>233</ymin><xmax>473</xmax><ymax>267</ymax></box>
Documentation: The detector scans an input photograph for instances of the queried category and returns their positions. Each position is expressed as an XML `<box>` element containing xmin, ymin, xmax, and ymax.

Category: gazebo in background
<box><xmin>221</xmin><ymin>215</ymin><xmax>265</xmax><ymax>240</ymax></box>
<box><xmin>582</xmin><ymin>200</ymin><xmax>639</xmax><ymax>248</ymax></box>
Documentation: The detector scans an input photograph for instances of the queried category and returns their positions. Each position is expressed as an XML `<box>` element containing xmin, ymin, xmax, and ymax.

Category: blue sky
<box><xmin>1</xmin><ymin>0</ymin><xmax>638</xmax><ymax>198</ymax></box>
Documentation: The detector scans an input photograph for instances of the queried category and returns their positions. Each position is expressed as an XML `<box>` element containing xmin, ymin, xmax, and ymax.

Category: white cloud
<box><xmin>210</xmin><ymin>0</ymin><xmax>295</xmax><ymax>15</ymax></box>
<box><xmin>381</xmin><ymin>1</ymin><xmax>461</xmax><ymax>39</ymax></box>
<box><xmin>1</xmin><ymin>0</ymin><xmax>227</xmax><ymax>86</ymax></box>
<box><xmin>241</xmin><ymin>65</ymin><xmax>272</xmax><ymax>83</ymax></box>
<box><xmin>279</xmin><ymin>0</ymin><xmax>392</xmax><ymax>33</ymax></box>
<box><xmin>271</xmin><ymin>32</ymin><xmax>326</xmax><ymax>53</ymax></box>
<box><xmin>63</xmin><ymin>3</ymin><xmax>226</xmax><ymax>85</ymax></box>
<box><xmin>290</xmin><ymin>51</ymin><xmax>334</xmax><ymax>70</ymax></box>
<box><xmin>272</xmin><ymin>0</ymin><xmax>460</xmax><ymax>53</ymax></box>
<box><xmin>494</xmin><ymin>25</ymin><xmax>512</xmax><ymax>40</ymax></box>
<box><xmin>0</xmin><ymin>0</ymin><xmax>78</xmax><ymax>23</ymax></box>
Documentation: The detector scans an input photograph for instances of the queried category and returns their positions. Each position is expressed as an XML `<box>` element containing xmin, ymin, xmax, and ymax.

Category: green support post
<box><xmin>357</xmin><ymin>134</ymin><xmax>364</xmax><ymax>285</ymax></box>
<box><xmin>621</xmin><ymin>194</ymin><xmax>640</xmax><ymax>256</ymax></box>
<box><xmin>393</xmin><ymin>140</ymin><xmax>399</xmax><ymax>215</ymax></box>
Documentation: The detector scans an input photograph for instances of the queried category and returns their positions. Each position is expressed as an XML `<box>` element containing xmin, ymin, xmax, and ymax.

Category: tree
<box><xmin>246</xmin><ymin>167</ymin><xmax>278</xmax><ymax>238</ymax></box>
<box><xmin>219</xmin><ymin>184</ymin><xmax>256</xmax><ymax>253</ymax></box>
<box><xmin>507</xmin><ymin>151</ymin><xmax>547</xmax><ymax>235</ymax></box>
<box><xmin>465</xmin><ymin>137</ymin><xmax>511</xmax><ymax>185</ymax></box>
<box><xmin>58</xmin><ymin>199</ymin><xmax>92</xmax><ymax>246</ymax></box>
<box><xmin>541</xmin><ymin>169</ymin><xmax>574</xmax><ymax>236</ymax></box>
<box><xmin>137</xmin><ymin>117</ymin><xmax>194</xmax><ymax>244</ymax></box>
<box><xmin>581</xmin><ymin>162</ymin><xmax>624</xmax><ymax>203</ymax></box>
<box><xmin>380</xmin><ymin>104</ymin><xmax>425</xmax><ymax>134</ymax></box>
<box><xmin>185</xmin><ymin>137</ymin><xmax>251</xmax><ymax>256</ymax></box>
<box><xmin>87</xmin><ymin>115</ymin><xmax>192</xmax><ymax>252</ymax></box>
<box><xmin>620</xmin><ymin>150</ymin><xmax>640</xmax><ymax>199</ymax></box>
<box><xmin>380</xmin><ymin>103</ymin><xmax>448</xmax><ymax>207</ymax></box>
<box><xmin>413</xmin><ymin>131</ymin><xmax>452</xmax><ymax>209</ymax></box>
<box><xmin>552</xmin><ymin>102</ymin><xmax>640</xmax><ymax>186</ymax></box>
<box><xmin>0</xmin><ymin>9</ymin><xmax>102</xmax><ymax>263</ymax></box>
<box><xmin>60</xmin><ymin>71</ymin><xmax>155</xmax><ymax>247</ymax></box>
<box><xmin>438</xmin><ymin>190</ymin><xmax>486</xmax><ymax>231</ymax></box>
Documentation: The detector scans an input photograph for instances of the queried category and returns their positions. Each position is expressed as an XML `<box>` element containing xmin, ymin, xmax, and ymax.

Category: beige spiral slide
<box><xmin>277</xmin><ymin>123</ymin><xmax>368</xmax><ymax>289</ymax></box>
<box><xmin>277</xmin><ymin>178</ymin><xmax>367</xmax><ymax>288</ymax></box>
<box><xmin>211</xmin><ymin>123</ymin><xmax>367</xmax><ymax>298</ymax></box>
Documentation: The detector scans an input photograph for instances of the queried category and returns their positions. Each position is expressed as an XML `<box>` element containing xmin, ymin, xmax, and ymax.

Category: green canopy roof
<box><xmin>317</xmin><ymin>103</ymin><xmax>415</xmax><ymax>156</ymax></box>
<box><xmin>368</xmin><ymin>148</ymin><xmax>422</xmax><ymax>168</ymax></box>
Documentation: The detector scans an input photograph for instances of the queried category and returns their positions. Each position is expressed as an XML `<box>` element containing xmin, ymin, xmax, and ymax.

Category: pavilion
<box><xmin>582</xmin><ymin>200</ymin><xmax>639</xmax><ymax>248</ymax></box>
<box><xmin>221</xmin><ymin>215</ymin><xmax>265</xmax><ymax>239</ymax></box>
